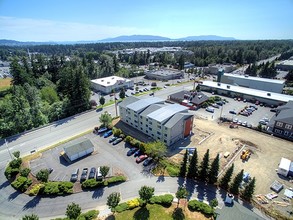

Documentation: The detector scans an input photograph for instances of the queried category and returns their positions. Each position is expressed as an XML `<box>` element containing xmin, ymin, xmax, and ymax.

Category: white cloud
<box><xmin>0</xmin><ymin>16</ymin><xmax>151</xmax><ymax>41</ymax></box>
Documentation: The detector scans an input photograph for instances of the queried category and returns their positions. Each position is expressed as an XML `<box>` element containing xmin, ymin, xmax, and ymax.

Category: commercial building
<box><xmin>145</xmin><ymin>69</ymin><xmax>184</xmax><ymax>81</ymax></box>
<box><xmin>203</xmin><ymin>64</ymin><xmax>236</xmax><ymax>74</ymax></box>
<box><xmin>61</xmin><ymin>139</ymin><xmax>94</xmax><ymax>162</ymax></box>
<box><xmin>91</xmin><ymin>76</ymin><xmax>134</xmax><ymax>94</ymax></box>
<box><xmin>267</xmin><ymin>101</ymin><xmax>293</xmax><ymax>141</ymax></box>
<box><xmin>200</xmin><ymin>81</ymin><xmax>293</xmax><ymax>106</ymax></box>
<box><xmin>168</xmin><ymin>90</ymin><xmax>209</xmax><ymax>109</ymax></box>
<box><xmin>276</xmin><ymin>59</ymin><xmax>293</xmax><ymax>71</ymax></box>
<box><xmin>119</xmin><ymin>97</ymin><xmax>194</xmax><ymax>146</ymax></box>
<box><xmin>219</xmin><ymin>73</ymin><xmax>285</xmax><ymax>93</ymax></box>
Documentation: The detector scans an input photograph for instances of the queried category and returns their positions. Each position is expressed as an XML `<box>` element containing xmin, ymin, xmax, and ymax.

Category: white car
<box><xmin>242</xmin><ymin>121</ymin><xmax>247</xmax><ymax>126</ymax></box>
<box><xmin>206</xmin><ymin>107</ymin><xmax>214</xmax><ymax>113</ymax></box>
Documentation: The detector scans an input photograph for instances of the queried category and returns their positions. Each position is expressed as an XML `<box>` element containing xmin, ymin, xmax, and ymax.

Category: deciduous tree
<box><xmin>175</xmin><ymin>187</ymin><xmax>188</xmax><ymax>208</ymax></box>
<box><xmin>139</xmin><ymin>185</ymin><xmax>155</xmax><ymax>204</ymax></box>
<box><xmin>100</xmin><ymin>166</ymin><xmax>110</xmax><ymax>180</ymax></box>
<box><xmin>66</xmin><ymin>202</ymin><xmax>81</xmax><ymax>220</ymax></box>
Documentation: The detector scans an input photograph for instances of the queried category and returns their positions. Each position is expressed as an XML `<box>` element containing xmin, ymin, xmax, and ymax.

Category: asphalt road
<box><xmin>0</xmin><ymin>82</ymin><xmax>269</xmax><ymax>220</ymax></box>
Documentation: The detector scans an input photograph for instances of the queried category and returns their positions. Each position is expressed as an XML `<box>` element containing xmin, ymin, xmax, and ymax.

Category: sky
<box><xmin>0</xmin><ymin>0</ymin><xmax>292</xmax><ymax>42</ymax></box>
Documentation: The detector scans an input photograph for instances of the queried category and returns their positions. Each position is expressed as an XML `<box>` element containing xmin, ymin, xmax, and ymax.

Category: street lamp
<box><xmin>5</xmin><ymin>139</ymin><xmax>13</xmax><ymax>160</ymax></box>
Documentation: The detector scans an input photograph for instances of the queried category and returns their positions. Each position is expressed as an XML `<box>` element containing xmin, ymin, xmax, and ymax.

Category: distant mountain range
<box><xmin>0</xmin><ymin>35</ymin><xmax>236</xmax><ymax>46</ymax></box>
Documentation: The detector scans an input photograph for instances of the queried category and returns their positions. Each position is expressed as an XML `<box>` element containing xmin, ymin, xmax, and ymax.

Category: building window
<box><xmin>146</xmin><ymin>124</ymin><xmax>148</xmax><ymax>127</ymax></box>
<box><xmin>134</xmin><ymin>114</ymin><xmax>137</xmax><ymax>118</ymax></box>
<box><xmin>157</xmin><ymin>125</ymin><xmax>161</xmax><ymax>129</ymax></box>
<box><xmin>285</xmin><ymin>124</ymin><xmax>292</xmax><ymax>130</ymax></box>
<box><xmin>157</xmin><ymin>131</ymin><xmax>161</xmax><ymax>135</ymax></box>
<box><xmin>164</xmin><ymin>134</ymin><xmax>167</xmax><ymax>137</ymax></box>
<box><xmin>146</xmin><ymin>130</ymin><xmax>148</xmax><ymax>133</ymax></box>
<box><xmin>131</xmin><ymin>122</ymin><xmax>133</xmax><ymax>125</ymax></box>
<box><xmin>151</xmin><ymin>134</ymin><xmax>154</xmax><ymax>136</ymax></box>
<box><xmin>126</xmin><ymin>120</ymin><xmax>128</xmax><ymax>123</ymax></box>
<box><xmin>140</xmin><ymin>122</ymin><xmax>143</xmax><ymax>125</ymax></box>
<box><xmin>149</xmin><ymin>121</ymin><xmax>152</xmax><ymax>125</ymax></box>
<box><xmin>274</xmin><ymin>129</ymin><xmax>283</xmax><ymax>134</ymax></box>
<box><xmin>140</xmin><ymin>127</ymin><xmax>143</xmax><ymax>130</ymax></box>
<box><xmin>164</xmin><ymin>140</ymin><xmax>167</xmax><ymax>143</ymax></box>
<box><xmin>134</xmin><ymin>120</ymin><xmax>138</xmax><ymax>123</ymax></box>
<box><xmin>140</xmin><ymin>116</ymin><xmax>142</xmax><ymax>119</ymax></box>
<box><xmin>135</xmin><ymin>125</ymin><xmax>138</xmax><ymax>128</ymax></box>
<box><xmin>146</xmin><ymin>118</ymin><xmax>148</xmax><ymax>122</ymax></box>
<box><xmin>276</xmin><ymin>122</ymin><xmax>283</xmax><ymax>127</ymax></box>
<box><xmin>284</xmin><ymin>131</ymin><xmax>289</xmax><ymax>136</ymax></box>
<box><xmin>149</xmin><ymin>127</ymin><xmax>152</xmax><ymax>131</ymax></box>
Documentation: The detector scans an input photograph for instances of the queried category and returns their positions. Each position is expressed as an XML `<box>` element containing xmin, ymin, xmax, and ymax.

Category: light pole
<box><xmin>5</xmin><ymin>139</ymin><xmax>13</xmax><ymax>160</ymax></box>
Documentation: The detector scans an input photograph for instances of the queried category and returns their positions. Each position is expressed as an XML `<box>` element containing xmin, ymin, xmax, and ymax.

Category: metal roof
<box><xmin>126</xmin><ymin>97</ymin><xmax>164</xmax><ymax>112</ymax></box>
<box><xmin>118</xmin><ymin>96</ymin><xmax>139</xmax><ymax>108</ymax></box>
<box><xmin>139</xmin><ymin>104</ymin><xmax>162</xmax><ymax>117</ymax></box>
<box><xmin>164</xmin><ymin>113</ymin><xmax>193</xmax><ymax>128</ymax></box>
<box><xmin>91</xmin><ymin>76</ymin><xmax>133</xmax><ymax>87</ymax></box>
<box><xmin>223</xmin><ymin>73</ymin><xmax>285</xmax><ymax>84</ymax></box>
<box><xmin>63</xmin><ymin>139</ymin><xmax>94</xmax><ymax>158</ymax></box>
<box><xmin>147</xmin><ymin>103</ymin><xmax>188</xmax><ymax>123</ymax></box>
<box><xmin>201</xmin><ymin>81</ymin><xmax>293</xmax><ymax>103</ymax></box>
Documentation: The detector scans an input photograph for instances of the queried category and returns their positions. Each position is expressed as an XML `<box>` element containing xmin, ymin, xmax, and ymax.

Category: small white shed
<box><xmin>225</xmin><ymin>194</ymin><xmax>234</xmax><ymax>204</ymax></box>
<box><xmin>277</xmin><ymin>158</ymin><xmax>291</xmax><ymax>177</ymax></box>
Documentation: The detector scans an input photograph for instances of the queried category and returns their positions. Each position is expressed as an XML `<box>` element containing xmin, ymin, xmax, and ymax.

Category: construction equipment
<box><xmin>241</xmin><ymin>149</ymin><xmax>251</xmax><ymax>161</ymax></box>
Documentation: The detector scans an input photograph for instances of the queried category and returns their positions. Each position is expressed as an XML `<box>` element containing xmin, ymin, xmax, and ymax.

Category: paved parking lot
<box><xmin>30</xmin><ymin>132</ymin><xmax>153</xmax><ymax>182</ymax></box>
<box><xmin>194</xmin><ymin>93</ymin><xmax>275</xmax><ymax>127</ymax></box>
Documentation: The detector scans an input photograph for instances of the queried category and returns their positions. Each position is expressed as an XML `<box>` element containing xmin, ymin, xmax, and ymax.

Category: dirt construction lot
<box><xmin>179</xmin><ymin>117</ymin><xmax>293</xmax><ymax>196</ymax></box>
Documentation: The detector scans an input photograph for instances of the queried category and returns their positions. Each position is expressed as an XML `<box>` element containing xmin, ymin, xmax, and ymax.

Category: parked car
<box><xmin>109</xmin><ymin>136</ymin><xmax>118</xmax><ymax>143</ymax></box>
<box><xmin>212</xmin><ymin>104</ymin><xmax>220</xmax><ymax>109</ymax></box>
<box><xmin>88</xmin><ymin>167</ymin><xmax>96</xmax><ymax>179</ymax></box>
<box><xmin>80</xmin><ymin>168</ymin><xmax>88</xmax><ymax>182</ymax></box>
<box><xmin>259</xmin><ymin>120</ymin><xmax>268</xmax><ymax>125</ymax></box>
<box><xmin>206</xmin><ymin>107</ymin><xmax>214</xmax><ymax>113</ymax></box>
<box><xmin>270</xmin><ymin>108</ymin><xmax>277</xmax><ymax>112</ymax></box>
<box><xmin>229</xmin><ymin>110</ymin><xmax>237</xmax><ymax>114</ymax></box>
<box><xmin>97</xmin><ymin>127</ymin><xmax>108</xmax><ymax>134</ymax></box>
<box><xmin>96</xmin><ymin>167</ymin><xmax>103</xmax><ymax>181</ymax></box>
<box><xmin>113</xmin><ymin>138</ymin><xmax>123</xmax><ymax>145</ymax></box>
<box><xmin>48</xmin><ymin>168</ymin><xmax>54</xmax><ymax>173</ymax></box>
<box><xmin>250</xmin><ymin>105</ymin><xmax>258</xmax><ymax>110</ymax></box>
<box><xmin>136</xmin><ymin>155</ymin><xmax>148</xmax><ymax>163</ymax></box>
<box><xmin>127</xmin><ymin>148</ymin><xmax>137</xmax><ymax>156</ymax></box>
<box><xmin>103</xmin><ymin>130</ymin><xmax>113</xmax><ymax>138</ymax></box>
<box><xmin>134</xmin><ymin>149</ymin><xmax>142</xmax><ymax>157</ymax></box>
<box><xmin>143</xmin><ymin>157</ymin><xmax>153</xmax><ymax>166</ymax></box>
<box><xmin>242</xmin><ymin>121</ymin><xmax>247</xmax><ymax>126</ymax></box>
<box><xmin>70</xmin><ymin>168</ymin><xmax>79</xmax><ymax>182</ymax></box>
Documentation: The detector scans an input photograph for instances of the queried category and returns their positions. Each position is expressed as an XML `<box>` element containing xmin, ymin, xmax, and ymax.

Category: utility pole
<box><xmin>114</xmin><ymin>93</ymin><xmax>118</xmax><ymax>117</ymax></box>
<box><xmin>5</xmin><ymin>139</ymin><xmax>13</xmax><ymax>160</ymax></box>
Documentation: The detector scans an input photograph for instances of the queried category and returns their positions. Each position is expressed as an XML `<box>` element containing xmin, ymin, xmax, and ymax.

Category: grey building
<box><xmin>268</xmin><ymin>101</ymin><xmax>293</xmax><ymax>141</ymax></box>
<box><xmin>276</xmin><ymin>59</ymin><xmax>293</xmax><ymax>71</ymax></box>
<box><xmin>145</xmin><ymin>69</ymin><xmax>184</xmax><ymax>81</ymax></box>
<box><xmin>219</xmin><ymin>73</ymin><xmax>285</xmax><ymax>93</ymax></box>
<box><xmin>119</xmin><ymin>97</ymin><xmax>194</xmax><ymax>146</ymax></box>
<box><xmin>168</xmin><ymin>90</ymin><xmax>209</xmax><ymax>109</ymax></box>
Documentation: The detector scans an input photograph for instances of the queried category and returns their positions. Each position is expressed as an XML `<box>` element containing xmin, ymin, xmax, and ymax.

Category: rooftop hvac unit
<box><xmin>217</xmin><ymin>83</ymin><xmax>221</xmax><ymax>86</ymax></box>
<box><xmin>267</xmin><ymin>93</ymin><xmax>271</xmax><ymax>96</ymax></box>
<box><xmin>227</xmin><ymin>85</ymin><xmax>230</xmax><ymax>89</ymax></box>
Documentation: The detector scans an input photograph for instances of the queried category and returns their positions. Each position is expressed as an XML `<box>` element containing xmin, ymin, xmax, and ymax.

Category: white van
<box><xmin>96</xmin><ymin>167</ymin><xmax>103</xmax><ymax>181</ymax></box>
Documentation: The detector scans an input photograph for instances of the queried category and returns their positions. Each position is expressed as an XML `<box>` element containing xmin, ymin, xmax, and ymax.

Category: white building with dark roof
<box><xmin>91</xmin><ymin>76</ymin><xmax>134</xmax><ymax>94</ymax></box>
<box><xmin>220</xmin><ymin>73</ymin><xmax>285</xmax><ymax>93</ymax></box>
<box><xmin>119</xmin><ymin>97</ymin><xmax>194</xmax><ymax>146</ymax></box>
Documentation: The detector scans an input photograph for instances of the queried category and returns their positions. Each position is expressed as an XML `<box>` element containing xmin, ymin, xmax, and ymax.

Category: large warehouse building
<box><xmin>276</xmin><ymin>59</ymin><xmax>293</xmax><ymax>71</ymax></box>
<box><xmin>200</xmin><ymin>81</ymin><xmax>293</xmax><ymax>106</ymax></box>
<box><xmin>145</xmin><ymin>69</ymin><xmax>184</xmax><ymax>81</ymax></box>
<box><xmin>119</xmin><ymin>97</ymin><xmax>194</xmax><ymax>146</ymax></box>
<box><xmin>219</xmin><ymin>73</ymin><xmax>285</xmax><ymax>93</ymax></box>
<box><xmin>91</xmin><ymin>76</ymin><xmax>134</xmax><ymax>94</ymax></box>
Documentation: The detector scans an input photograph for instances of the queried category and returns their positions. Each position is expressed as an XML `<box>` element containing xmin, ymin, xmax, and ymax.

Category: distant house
<box><xmin>145</xmin><ymin>69</ymin><xmax>184</xmax><ymax>81</ymax></box>
<box><xmin>184</xmin><ymin>62</ymin><xmax>195</xmax><ymax>69</ymax></box>
<box><xmin>267</xmin><ymin>101</ymin><xmax>293</xmax><ymax>140</ymax></box>
<box><xmin>168</xmin><ymin>90</ymin><xmax>209</xmax><ymax>109</ymax></box>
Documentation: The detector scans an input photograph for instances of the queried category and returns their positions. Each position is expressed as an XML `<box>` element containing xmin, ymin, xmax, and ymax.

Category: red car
<box><xmin>136</xmin><ymin>155</ymin><xmax>148</xmax><ymax>163</ymax></box>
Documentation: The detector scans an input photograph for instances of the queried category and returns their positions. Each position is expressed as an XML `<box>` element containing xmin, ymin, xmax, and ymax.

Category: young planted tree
<box><xmin>241</xmin><ymin>177</ymin><xmax>256</xmax><ymax>201</ymax></box>
<box><xmin>100</xmin><ymin>166</ymin><xmax>110</xmax><ymax>180</ymax></box>
<box><xmin>99</xmin><ymin>96</ymin><xmax>105</xmax><ymax>106</ymax></box>
<box><xmin>230</xmin><ymin>169</ymin><xmax>244</xmax><ymax>195</ymax></box>
<box><xmin>175</xmin><ymin>186</ymin><xmax>188</xmax><ymax>208</ymax></box>
<box><xmin>219</xmin><ymin>164</ymin><xmax>234</xmax><ymax>190</ymax></box>
<box><xmin>99</xmin><ymin>112</ymin><xmax>112</xmax><ymax>127</ymax></box>
<box><xmin>210</xmin><ymin>198</ymin><xmax>218</xmax><ymax>208</ymax></box>
<box><xmin>144</xmin><ymin>141</ymin><xmax>167</xmax><ymax>161</ymax></box>
<box><xmin>66</xmin><ymin>202</ymin><xmax>81</xmax><ymax>220</ymax></box>
<box><xmin>198</xmin><ymin>149</ymin><xmax>210</xmax><ymax>182</ymax></box>
<box><xmin>36</xmin><ymin>169</ymin><xmax>49</xmax><ymax>182</ymax></box>
<box><xmin>12</xmin><ymin>151</ymin><xmax>20</xmax><ymax>159</ymax></box>
<box><xmin>107</xmin><ymin>192</ymin><xmax>121</xmax><ymax>209</ymax></box>
<box><xmin>139</xmin><ymin>185</ymin><xmax>155</xmax><ymax>204</ymax></box>
<box><xmin>179</xmin><ymin>150</ymin><xmax>188</xmax><ymax>177</ymax></box>
<box><xmin>187</xmin><ymin>148</ymin><xmax>198</xmax><ymax>179</ymax></box>
<box><xmin>208</xmin><ymin>154</ymin><xmax>220</xmax><ymax>184</ymax></box>
<box><xmin>119</xmin><ymin>88</ymin><xmax>125</xmax><ymax>99</ymax></box>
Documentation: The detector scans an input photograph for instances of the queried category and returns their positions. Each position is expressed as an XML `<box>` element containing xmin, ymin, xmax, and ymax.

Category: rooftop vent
<box><xmin>107</xmin><ymin>82</ymin><xmax>110</xmax><ymax>84</ymax></box>
<box><xmin>244</xmin><ymin>75</ymin><xmax>249</xmax><ymax>77</ymax></box>
<box><xmin>227</xmin><ymin>85</ymin><xmax>230</xmax><ymax>89</ymax></box>
<box><xmin>217</xmin><ymin>83</ymin><xmax>221</xmax><ymax>86</ymax></box>
<box><xmin>267</xmin><ymin>93</ymin><xmax>271</xmax><ymax>96</ymax></box>
<box><xmin>101</xmin><ymin>80</ymin><xmax>104</xmax><ymax>82</ymax></box>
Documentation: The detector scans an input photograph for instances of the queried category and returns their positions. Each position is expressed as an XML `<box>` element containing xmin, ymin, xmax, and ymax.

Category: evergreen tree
<box><xmin>178</xmin><ymin>55</ymin><xmax>185</xmax><ymax>70</ymax></box>
<box><xmin>241</xmin><ymin>177</ymin><xmax>256</xmax><ymax>201</ymax></box>
<box><xmin>198</xmin><ymin>149</ymin><xmax>210</xmax><ymax>181</ymax></box>
<box><xmin>107</xmin><ymin>192</ymin><xmax>120</xmax><ymax>209</ymax></box>
<box><xmin>187</xmin><ymin>148</ymin><xmax>198</xmax><ymax>179</ymax></box>
<box><xmin>179</xmin><ymin>150</ymin><xmax>188</xmax><ymax>177</ymax></box>
<box><xmin>119</xmin><ymin>88</ymin><xmax>125</xmax><ymax>99</ymax></box>
<box><xmin>219</xmin><ymin>164</ymin><xmax>234</xmax><ymax>190</ymax></box>
<box><xmin>208</xmin><ymin>154</ymin><xmax>220</xmax><ymax>184</ymax></box>
<box><xmin>66</xmin><ymin>202</ymin><xmax>81</xmax><ymax>219</ymax></box>
<box><xmin>99</xmin><ymin>96</ymin><xmax>105</xmax><ymax>106</ymax></box>
<box><xmin>230</xmin><ymin>169</ymin><xmax>244</xmax><ymax>195</ymax></box>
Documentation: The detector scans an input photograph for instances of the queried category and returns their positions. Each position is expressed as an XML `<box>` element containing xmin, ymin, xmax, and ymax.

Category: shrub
<box><xmin>150</xmin><ymin>194</ymin><xmax>174</xmax><ymax>206</ymax></box>
<box><xmin>5</xmin><ymin>166</ymin><xmax>20</xmax><ymax>179</ymax></box>
<box><xmin>43</xmin><ymin>181</ymin><xmax>73</xmax><ymax>195</ymax></box>
<box><xmin>20</xmin><ymin>168</ymin><xmax>31</xmax><ymax>177</ymax></box>
<box><xmin>58</xmin><ymin>181</ymin><xmax>74</xmax><ymax>194</ymax></box>
<box><xmin>82</xmin><ymin>179</ymin><xmax>104</xmax><ymax>189</ymax></box>
<box><xmin>11</xmin><ymin>176</ymin><xmax>32</xmax><ymax>192</ymax></box>
<box><xmin>9</xmin><ymin>158</ymin><xmax>22</xmax><ymax>169</ymax></box>
<box><xmin>127</xmin><ymin>198</ymin><xmax>140</xmax><ymax>209</ymax></box>
<box><xmin>105</xmin><ymin>176</ymin><xmax>126</xmax><ymax>185</ymax></box>
<box><xmin>29</xmin><ymin>183</ymin><xmax>45</xmax><ymax>196</ymax></box>
<box><xmin>124</xmin><ymin>136</ymin><xmax>133</xmax><ymax>143</ymax></box>
<box><xmin>188</xmin><ymin>199</ymin><xmax>214</xmax><ymax>216</ymax></box>
<box><xmin>114</xmin><ymin>202</ymin><xmax>129</xmax><ymax>213</ymax></box>
<box><xmin>77</xmin><ymin>210</ymin><xmax>99</xmax><ymax>220</ymax></box>
<box><xmin>36</xmin><ymin>169</ymin><xmax>49</xmax><ymax>182</ymax></box>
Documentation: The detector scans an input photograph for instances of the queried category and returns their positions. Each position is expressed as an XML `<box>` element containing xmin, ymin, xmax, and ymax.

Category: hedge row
<box><xmin>188</xmin><ymin>199</ymin><xmax>214</xmax><ymax>216</ymax></box>
<box><xmin>149</xmin><ymin>194</ymin><xmax>174</xmax><ymax>207</ymax></box>
<box><xmin>29</xmin><ymin>181</ymin><xmax>73</xmax><ymax>196</ymax></box>
<box><xmin>52</xmin><ymin>210</ymin><xmax>99</xmax><ymax>220</ymax></box>
<box><xmin>124</xmin><ymin>136</ymin><xmax>146</xmax><ymax>150</ymax></box>
<box><xmin>114</xmin><ymin>198</ymin><xmax>142</xmax><ymax>213</ymax></box>
<box><xmin>11</xmin><ymin>176</ymin><xmax>32</xmax><ymax>192</ymax></box>
<box><xmin>82</xmin><ymin>175</ymin><xmax>126</xmax><ymax>189</ymax></box>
